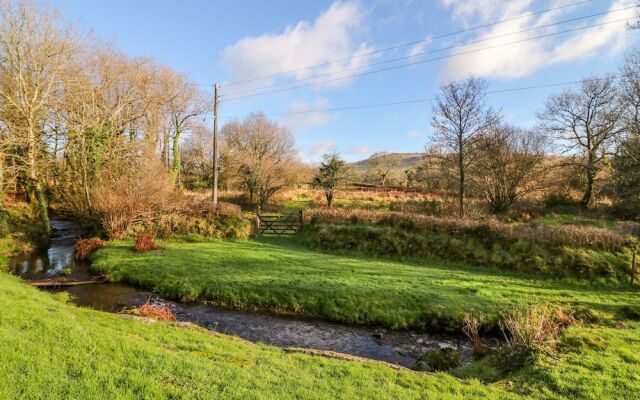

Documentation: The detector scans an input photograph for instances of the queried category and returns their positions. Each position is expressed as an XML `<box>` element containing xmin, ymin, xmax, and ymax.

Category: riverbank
<box><xmin>0</xmin><ymin>271</ymin><xmax>508</xmax><ymax>399</ymax></box>
<box><xmin>91</xmin><ymin>237</ymin><xmax>640</xmax><ymax>331</ymax></box>
<box><xmin>3</xmin><ymin>216</ymin><xmax>640</xmax><ymax>398</ymax></box>
<box><xmin>2</xmin><ymin>262</ymin><xmax>640</xmax><ymax>399</ymax></box>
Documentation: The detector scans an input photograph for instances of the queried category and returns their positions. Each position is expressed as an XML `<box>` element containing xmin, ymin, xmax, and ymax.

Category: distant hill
<box><xmin>349</xmin><ymin>152</ymin><xmax>423</xmax><ymax>174</ymax></box>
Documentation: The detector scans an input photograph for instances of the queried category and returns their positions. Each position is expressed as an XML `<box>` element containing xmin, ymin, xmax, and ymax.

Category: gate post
<box><xmin>254</xmin><ymin>205</ymin><xmax>261</xmax><ymax>238</ymax></box>
<box><xmin>632</xmin><ymin>244</ymin><xmax>637</xmax><ymax>286</ymax></box>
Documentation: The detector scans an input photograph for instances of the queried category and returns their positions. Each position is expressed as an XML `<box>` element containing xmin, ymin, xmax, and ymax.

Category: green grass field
<box><xmin>3</xmin><ymin>237</ymin><xmax>640</xmax><ymax>398</ymax></box>
<box><xmin>91</xmin><ymin>238</ymin><xmax>640</xmax><ymax>330</ymax></box>
<box><xmin>0</xmin><ymin>271</ymin><xmax>509</xmax><ymax>399</ymax></box>
<box><xmin>533</xmin><ymin>213</ymin><xmax>617</xmax><ymax>229</ymax></box>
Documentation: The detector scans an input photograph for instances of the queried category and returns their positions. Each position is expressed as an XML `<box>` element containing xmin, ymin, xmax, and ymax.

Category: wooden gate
<box><xmin>256</xmin><ymin>210</ymin><xmax>304</xmax><ymax>236</ymax></box>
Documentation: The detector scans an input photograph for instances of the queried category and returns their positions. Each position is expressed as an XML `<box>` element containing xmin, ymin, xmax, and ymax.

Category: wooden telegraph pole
<box><xmin>212</xmin><ymin>83</ymin><xmax>219</xmax><ymax>206</ymax></box>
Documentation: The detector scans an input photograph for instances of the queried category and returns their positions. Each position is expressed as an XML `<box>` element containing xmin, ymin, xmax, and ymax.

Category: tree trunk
<box><xmin>27</xmin><ymin>123</ymin><xmax>51</xmax><ymax>237</ymax></box>
<box><xmin>0</xmin><ymin>151</ymin><xmax>4</xmax><ymax>207</ymax></box>
<box><xmin>458</xmin><ymin>152</ymin><xmax>465</xmax><ymax>218</ymax></box>
<box><xmin>171</xmin><ymin>126</ymin><xmax>182</xmax><ymax>184</ymax></box>
<box><xmin>326</xmin><ymin>191</ymin><xmax>333</xmax><ymax>207</ymax></box>
<box><xmin>81</xmin><ymin>134</ymin><xmax>92</xmax><ymax>213</ymax></box>
<box><xmin>162</xmin><ymin>130</ymin><xmax>170</xmax><ymax>167</ymax></box>
<box><xmin>581</xmin><ymin>155</ymin><xmax>596</xmax><ymax>208</ymax></box>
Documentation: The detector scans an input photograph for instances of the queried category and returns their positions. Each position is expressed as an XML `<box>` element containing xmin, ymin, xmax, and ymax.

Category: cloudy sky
<box><xmin>49</xmin><ymin>0</ymin><xmax>639</xmax><ymax>161</ymax></box>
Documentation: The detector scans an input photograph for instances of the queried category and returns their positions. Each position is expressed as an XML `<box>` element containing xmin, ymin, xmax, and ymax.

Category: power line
<box><xmin>223</xmin><ymin>16</ymin><xmax>635</xmax><ymax>102</ymax></box>
<box><xmin>223</xmin><ymin>5</ymin><xmax>636</xmax><ymax>98</ymax></box>
<box><xmin>220</xmin><ymin>0</ymin><xmax>593</xmax><ymax>88</ymax></box>
<box><xmin>221</xmin><ymin>76</ymin><xmax>620</xmax><ymax>120</ymax></box>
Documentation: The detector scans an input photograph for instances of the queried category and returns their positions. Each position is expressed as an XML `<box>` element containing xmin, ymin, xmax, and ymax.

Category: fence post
<box><xmin>253</xmin><ymin>215</ymin><xmax>261</xmax><ymax>238</ymax></box>
<box><xmin>299</xmin><ymin>210</ymin><xmax>304</xmax><ymax>229</ymax></box>
<box><xmin>254</xmin><ymin>205</ymin><xmax>261</xmax><ymax>238</ymax></box>
<box><xmin>632</xmin><ymin>245</ymin><xmax>637</xmax><ymax>286</ymax></box>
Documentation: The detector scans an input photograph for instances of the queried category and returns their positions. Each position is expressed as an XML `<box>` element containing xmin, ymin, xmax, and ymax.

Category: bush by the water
<box><xmin>134</xmin><ymin>301</ymin><xmax>176</xmax><ymax>321</ymax></box>
<box><xmin>300</xmin><ymin>224</ymin><xmax>632</xmax><ymax>280</ymax></box>
<box><xmin>412</xmin><ymin>348</ymin><xmax>461</xmax><ymax>372</ymax></box>
<box><xmin>74</xmin><ymin>238</ymin><xmax>105</xmax><ymax>260</ymax></box>
<box><xmin>499</xmin><ymin>305</ymin><xmax>576</xmax><ymax>357</ymax></box>
<box><xmin>135</xmin><ymin>233</ymin><xmax>159</xmax><ymax>252</ymax></box>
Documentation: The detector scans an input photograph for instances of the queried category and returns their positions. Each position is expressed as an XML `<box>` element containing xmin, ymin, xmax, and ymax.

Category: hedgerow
<box><xmin>299</xmin><ymin>223</ymin><xmax>632</xmax><ymax>280</ymax></box>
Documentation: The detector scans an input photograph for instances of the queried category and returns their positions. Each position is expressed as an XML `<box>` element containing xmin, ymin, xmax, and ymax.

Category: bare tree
<box><xmin>613</xmin><ymin>48</ymin><xmax>640</xmax><ymax>217</ymax></box>
<box><xmin>429</xmin><ymin>76</ymin><xmax>501</xmax><ymax>217</ymax></box>
<box><xmin>369</xmin><ymin>153</ymin><xmax>398</xmax><ymax>187</ymax></box>
<box><xmin>620</xmin><ymin>47</ymin><xmax>640</xmax><ymax>138</ymax></box>
<box><xmin>155</xmin><ymin>68</ymin><xmax>209</xmax><ymax>184</ymax></box>
<box><xmin>180</xmin><ymin>123</ymin><xmax>214</xmax><ymax>190</ymax></box>
<box><xmin>0</xmin><ymin>0</ymin><xmax>79</xmax><ymax>234</ymax></box>
<box><xmin>404</xmin><ymin>168</ymin><xmax>416</xmax><ymax>188</ymax></box>
<box><xmin>222</xmin><ymin>113</ymin><xmax>297</xmax><ymax>206</ymax></box>
<box><xmin>471</xmin><ymin>125</ymin><xmax>547</xmax><ymax>214</ymax></box>
<box><xmin>538</xmin><ymin>76</ymin><xmax>623</xmax><ymax>208</ymax></box>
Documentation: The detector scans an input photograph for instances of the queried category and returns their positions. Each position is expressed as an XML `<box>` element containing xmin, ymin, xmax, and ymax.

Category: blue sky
<box><xmin>48</xmin><ymin>0</ymin><xmax>639</xmax><ymax>161</ymax></box>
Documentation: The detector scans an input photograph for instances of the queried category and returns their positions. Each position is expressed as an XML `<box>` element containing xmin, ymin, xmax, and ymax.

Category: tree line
<box><xmin>1</xmin><ymin>0</ymin><xmax>639</xmax><ymax>237</ymax></box>
<box><xmin>0</xmin><ymin>1</ymin><xmax>304</xmax><ymax>234</ymax></box>
<box><xmin>312</xmin><ymin>58</ymin><xmax>640</xmax><ymax>219</ymax></box>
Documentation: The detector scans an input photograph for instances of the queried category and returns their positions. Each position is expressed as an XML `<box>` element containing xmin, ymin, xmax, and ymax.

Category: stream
<box><xmin>9</xmin><ymin>218</ymin><xmax>473</xmax><ymax>369</ymax></box>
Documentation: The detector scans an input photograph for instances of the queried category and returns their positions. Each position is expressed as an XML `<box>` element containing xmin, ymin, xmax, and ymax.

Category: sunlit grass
<box><xmin>0</xmin><ymin>271</ymin><xmax>504</xmax><ymax>399</ymax></box>
<box><xmin>91</xmin><ymin>238</ymin><xmax>640</xmax><ymax>330</ymax></box>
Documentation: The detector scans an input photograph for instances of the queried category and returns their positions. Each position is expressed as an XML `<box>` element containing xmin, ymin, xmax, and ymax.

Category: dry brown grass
<box><xmin>135</xmin><ymin>233</ymin><xmax>159</xmax><ymax>252</ymax></box>
<box><xmin>500</xmin><ymin>305</ymin><xmax>577</xmax><ymax>356</ymax></box>
<box><xmin>287</xmin><ymin>188</ymin><xmax>439</xmax><ymax>202</ymax></box>
<box><xmin>74</xmin><ymin>238</ymin><xmax>105</xmax><ymax>260</ymax></box>
<box><xmin>135</xmin><ymin>301</ymin><xmax>176</xmax><ymax>321</ymax></box>
<box><xmin>306</xmin><ymin>208</ymin><xmax>631</xmax><ymax>250</ymax></box>
<box><xmin>172</xmin><ymin>191</ymin><xmax>242</xmax><ymax>217</ymax></box>
<box><xmin>463</xmin><ymin>314</ymin><xmax>494</xmax><ymax>355</ymax></box>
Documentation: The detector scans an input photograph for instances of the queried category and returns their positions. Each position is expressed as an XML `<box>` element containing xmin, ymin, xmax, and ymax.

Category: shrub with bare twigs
<box><xmin>92</xmin><ymin>153</ymin><xmax>175</xmax><ymax>239</ymax></box>
<box><xmin>74</xmin><ymin>238</ymin><xmax>104</xmax><ymax>260</ymax></box>
<box><xmin>135</xmin><ymin>233</ymin><xmax>159</xmax><ymax>252</ymax></box>
<box><xmin>463</xmin><ymin>314</ymin><xmax>494</xmax><ymax>355</ymax></box>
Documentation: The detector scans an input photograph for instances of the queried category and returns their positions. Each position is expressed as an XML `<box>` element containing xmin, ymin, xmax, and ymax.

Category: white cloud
<box><xmin>406</xmin><ymin>129</ymin><xmax>423</xmax><ymax>138</ymax></box>
<box><xmin>221</xmin><ymin>1</ymin><xmax>374</xmax><ymax>89</ymax></box>
<box><xmin>282</xmin><ymin>98</ymin><xmax>337</xmax><ymax>132</ymax></box>
<box><xmin>439</xmin><ymin>0</ymin><xmax>636</xmax><ymax>79</ymax></box>
<box><xmin>407</xmin><ymin>36</ymin><xmax>432</xmax><ymax>59</ymax></box>
<box><xmin>348</xmin><ymin>145</ymin><xmax>369</xmax><ymax>154</ymax></box>
<box><xmin>440</xmin><ymin>0</ymin><xmax>540</xmax><ymax>25</ymax></box>
<box><xmin>300</xmin><ymin>139</ymin><xmax>337</xmax><ymax>162</ymax></box>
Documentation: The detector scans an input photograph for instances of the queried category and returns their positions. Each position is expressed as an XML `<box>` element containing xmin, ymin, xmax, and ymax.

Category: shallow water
<box><xmin>11</xmin><ymin>219</ymin><xmax>473</xmax><ymax>368</ymax></box>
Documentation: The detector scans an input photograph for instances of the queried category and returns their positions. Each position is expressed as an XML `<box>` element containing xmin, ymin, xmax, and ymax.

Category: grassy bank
<box><xmin>3</xmin><ymin>230</ymin><xmax>640</xmax><ymax>398</ymax></box>
<box><xmin>91</xmin><ymin>238</ymin><xmax>640</xmax><ymax>330</ymax></box>
<box><xmin>0</xmin><ymin>271</ymin><xmax>508</xmax><ymax>399</ymax></box>
<box><xmin>299</xmin><ymin>224</ymin><xmax>632</xmax><ymax>281</ymax></box>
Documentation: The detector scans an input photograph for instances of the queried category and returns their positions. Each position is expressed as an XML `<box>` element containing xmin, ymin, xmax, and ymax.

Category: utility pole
<box><xmin>212</xmin><ymin>83</ymin><xmax>219</xmax><ymax>206</ymax></box>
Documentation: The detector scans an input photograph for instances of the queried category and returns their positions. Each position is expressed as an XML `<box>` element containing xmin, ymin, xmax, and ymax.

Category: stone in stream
<box><xmin>412</xmin><ymin>348</ymin><xmax>461</xmax><ymax>372</ymax></box>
